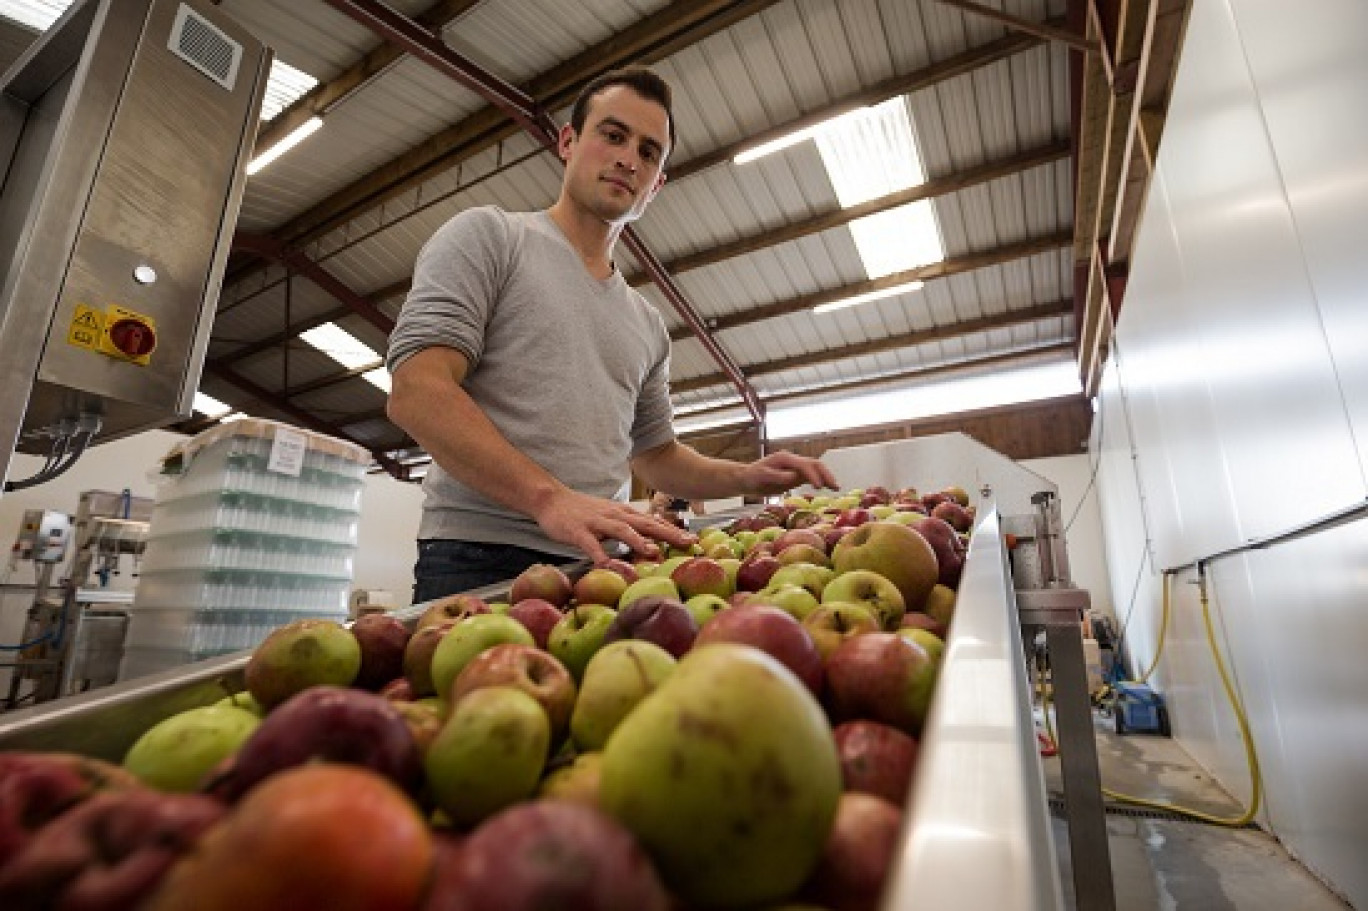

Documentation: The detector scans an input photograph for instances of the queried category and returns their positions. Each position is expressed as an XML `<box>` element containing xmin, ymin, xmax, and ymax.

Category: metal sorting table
<box><xmin>0</xmin><ymin>480</ymin><xmax>1078</xmax><ymax>909</ymax></box>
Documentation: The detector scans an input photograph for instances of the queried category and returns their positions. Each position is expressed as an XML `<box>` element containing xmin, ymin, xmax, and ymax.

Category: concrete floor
<box><xmin>1042</xmin><ymin>713</ymin><xmax>1353</xmax><ymax>910</ymax></box>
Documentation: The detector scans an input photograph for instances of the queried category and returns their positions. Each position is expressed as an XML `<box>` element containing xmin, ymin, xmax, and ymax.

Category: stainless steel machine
<box><xmin>0</xmin><ymin>0</ymin><xmax>270</xmax><ymax>493</ymax></box>
<box><xmin>3</xmin><ymin>489</ymin><xmax>153</xmax><ymax>709</ymax></box>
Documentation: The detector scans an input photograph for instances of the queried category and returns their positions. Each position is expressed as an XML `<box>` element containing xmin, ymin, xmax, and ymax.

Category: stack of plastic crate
<box><xmin>119</xmin><ymin>419</ymin><xmax>368</xmax><ymax>680</ymax></box>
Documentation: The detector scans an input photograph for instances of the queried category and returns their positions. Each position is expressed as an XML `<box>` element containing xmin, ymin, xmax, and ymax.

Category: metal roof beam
<box><xmin>231</xmin><ymin>233</ymin><xmax>395</xmax><ymax>334</ymax></box>
<box><xmin>933</xmin><ymin>1</ymin><xmax>1098</xmax><ymax>54</ymax></box>
<box><xmin>672</xmin><ymin>301</ymin><xmax>1073</xmax><ymax>394</ymax></box>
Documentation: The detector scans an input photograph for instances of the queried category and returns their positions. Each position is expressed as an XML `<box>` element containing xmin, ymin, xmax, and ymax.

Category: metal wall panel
<box><xmin>1095</xmin><ymin>1</ymin><xmax>1368</xmax><ymax>904</ymax></box>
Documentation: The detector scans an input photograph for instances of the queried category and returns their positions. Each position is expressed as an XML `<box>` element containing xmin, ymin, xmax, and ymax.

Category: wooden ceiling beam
<box><xmin>671</xmin><ymin>231</ymin><xmax>1072</xmax><ymax>340</ymax></box>
<box><xmin>672</xmin><ymin>301</ymin><xmax>1073</xmax><ymax>394</ymax></box>
<box><xmin>932</xmin><ymin>1</ymin><xmax>1098</xmax><ymax>53</ymax></box>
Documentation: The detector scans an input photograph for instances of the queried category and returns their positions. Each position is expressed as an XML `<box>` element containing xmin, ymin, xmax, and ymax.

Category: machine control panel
<box><xmin>66</xmin><ymin>304</ymin><xmax>159</xmax><ymax>366</ymax></box>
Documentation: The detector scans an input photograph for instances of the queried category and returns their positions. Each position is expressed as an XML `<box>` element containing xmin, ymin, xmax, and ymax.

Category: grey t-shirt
<box><xmin>386</xmin><ymin>206</ymin><xmax>676</xmax><ymax>556</ymax></box>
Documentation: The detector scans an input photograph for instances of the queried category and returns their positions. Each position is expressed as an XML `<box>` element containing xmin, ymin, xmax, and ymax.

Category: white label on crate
<box><xmin>268</xmin><ymin>428</ymin><xmax>308</xmax><ymax>477</ymax></box>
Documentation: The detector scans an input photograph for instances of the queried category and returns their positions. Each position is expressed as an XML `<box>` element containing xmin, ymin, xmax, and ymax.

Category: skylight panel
<box><xmin>259</xmin><ymin>58</ymin><xmax>319</xmax><ymax>121</ymax></box>
<box><xmin>300</xmin><ymin>323</ymin><xmax>380</xmax><ymax>370</ymax></box>
<box><xmin>0</xmin><ymin>0</ymin><xmax>68</xmax><ymax>32</ymax></box>
<box><xmin>193</xmin><ymin>391</ymin><xmax>232</xmax><ymax>418</ymax></box>
<box><xmin>362</xmin><ymin>368</ymin><xmax>392</xmax><ymax>393</ymax></box>
<box><xmin>765</xmin><ymin>361</ymin><xmax>1081</xmax><ymax>440</ymax></box>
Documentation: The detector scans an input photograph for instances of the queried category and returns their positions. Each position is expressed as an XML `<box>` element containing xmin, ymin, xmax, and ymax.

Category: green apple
<box><xmin>802</xmin><ymin>603</ymin><xmax>880</xmax><ymax>661</ymax></box>
<box><xmin>487</xmin><ymin>601</ymin><xmax>512</xmax><ymax>615</ymax></box>
<box><xmin>633</xmin><ymin>559</ymin><xmax>660</xmax><ymax>578</ymax></box>
<box><xmin>548</xmin><ymin>603</ymin><xmax>617</xmax><ymax>680</ymax></box>
<box><xmin>718</xmin><ymin>557</ymin><xmax>742</xmax><ymax>591</ymax></box>
<box><xmin>757</xmin><ymin>527</ymin><xmax>785</xmax><ymax>544</ymax></box>
<box><xmin>810</xmin><ymin>496</ymin><xmax>832</xmax><ymax>509</ymax></box>
<box><xmin>734</xmin><ymin>530</ymin><xmax>760</xmax><ymax>553</ymax></box>
<box><xmin>924</xmin><ymin>583</ymin><xmax>957</xmax><ymax>628</ymax></box>
<box><xmin>538</xmin><ymin>751</ymin><xmax>605</xmax><ymax>806</ymax></box>
<box><xmin>657</xmin><ymin>555</ymin><xmax>693</xmax><ymax>578</ymax></box>
<box><xmin>684</xmin><ymin>593</ymin><xmax>730</xmax><ymax>628</ymax></box>
<box><xmin>424</xmin><ymin>686</ymin><xmax>549</xmax><ymax>827</ymax></box>
<box><xmin>214</xmin><ymin>690</ymin><xmax>265</xmax><ymax>717</ymax></box>
<box><xmin>600</xmin><ymin>644</ymin><xmax>840</xmax><ymax>908</ymax></box>
<box><xmin>619</xmin><ymin>575</ymin><xmax>679</xmax><ymax>609</ymax></box>
<box><xmin>869</xmin><ymin>505</ymin><xmax>896</xmax><ymax>520</ymax></box>
<box><xmin>124</xmin><ymin>704</ymin><xmax>260</xmax><ymax>792</ymax></box>
<box><xmin>698</xmin><ymin>527</ymin><xmax>729</xmax><ymax>546</ymax></box>
<box><xmin>769</xmin><ymin>563</ymin><xmax>835</xmax><ymax>599</ymax></box>
<box><xmin>756</xmin><ymin>584</ymin><xmax>821</xmax><ymax>621</ymax></box>
<box><xmin>430</xmin><ymin>614</ymin><xmax>534</xmax><ymax>702</ymax></box>
<box><xmin>570</xmin><ymin>640</ymin><xmax>677</xmax><ymax>751</ymax></box>
<box><xmin>899</xmin><ymin>627</ymin><xmax>946</xmax><ymax>662</ymax></box>
<box><xmin>822</xmin><ymin>569</ymin><xmax>907</xmax><ymax>630</ymax></box>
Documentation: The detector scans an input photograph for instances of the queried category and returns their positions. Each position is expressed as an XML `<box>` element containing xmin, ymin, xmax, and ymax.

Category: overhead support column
<box><xmin>323</xmin><ymin>0</ymin><xmax>766</xmax><ymax>426</ymax></box>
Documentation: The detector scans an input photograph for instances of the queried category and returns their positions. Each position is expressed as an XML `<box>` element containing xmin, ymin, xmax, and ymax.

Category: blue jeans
<box><xmin>412</xmin><ymin>539</ymin><xmax>572</xmax><ymax>604</ymax></box>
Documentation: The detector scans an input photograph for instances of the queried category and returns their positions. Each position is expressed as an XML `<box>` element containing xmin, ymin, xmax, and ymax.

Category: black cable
<box><xmin>4</xmin><ymin>429</ymin><xmax>95</xmax><ymax>492</ymax></box>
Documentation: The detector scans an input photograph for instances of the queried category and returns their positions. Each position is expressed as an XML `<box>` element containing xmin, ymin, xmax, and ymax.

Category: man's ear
<box><xmin>645</xmin><ymin>169</ymin><xmax>667</xmax><ymax>202</ymax></box>
<box><xmin>557</xmin><ymin>122</ymin><xmax>576</xmax><ymax>164</ymax></box>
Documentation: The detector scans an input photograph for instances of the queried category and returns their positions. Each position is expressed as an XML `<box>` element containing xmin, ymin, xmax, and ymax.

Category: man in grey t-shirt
<box><xmin>386</xmin><ymin>67</ymin><xmax>836</xmax><ymax>602</ymax></box>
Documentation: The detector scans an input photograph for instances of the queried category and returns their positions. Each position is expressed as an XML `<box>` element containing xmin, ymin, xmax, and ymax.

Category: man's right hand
<box><xmin>533</xmin><ymin>488</ymin><xmax>696</xmax><ymax>564</ymax></box>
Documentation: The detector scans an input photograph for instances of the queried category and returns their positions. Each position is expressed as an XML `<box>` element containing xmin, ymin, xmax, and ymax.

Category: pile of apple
<box><xmin>0</xmin><ymin>484</ymin><xmax>973</xmax><ymax>911</ymax></box>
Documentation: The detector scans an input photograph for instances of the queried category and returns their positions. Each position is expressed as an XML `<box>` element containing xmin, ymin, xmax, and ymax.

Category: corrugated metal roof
<box><xmin>201</xmin><ymin>0</ymin><xmax>1081</xmax><ymax>442</ymax></box>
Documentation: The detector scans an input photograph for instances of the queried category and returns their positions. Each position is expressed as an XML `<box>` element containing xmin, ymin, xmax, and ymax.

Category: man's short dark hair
<box><xmin>569</xmin><ymin>67</ymin><xmax>676</xmax><ymax>162</ymax></box>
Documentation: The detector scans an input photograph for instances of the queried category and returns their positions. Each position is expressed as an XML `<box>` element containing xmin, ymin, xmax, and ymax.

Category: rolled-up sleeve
<box><xmin>386</xmin><ymin>207</ymin><xmax>511</xmax><ymax>374</ymax></box>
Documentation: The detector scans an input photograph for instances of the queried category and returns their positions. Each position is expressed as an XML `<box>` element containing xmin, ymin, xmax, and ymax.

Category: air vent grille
<box><xmin>168</xmin><ymin>4</ymin><xmax>242</xmax><ymax>91</ymax></box>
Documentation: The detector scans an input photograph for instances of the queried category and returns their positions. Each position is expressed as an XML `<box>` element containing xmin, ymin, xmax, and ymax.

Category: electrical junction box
<box><xmin>18</xmin><ymin>510</ymin><xmax>73</xmax><ymax>563</ymax></box>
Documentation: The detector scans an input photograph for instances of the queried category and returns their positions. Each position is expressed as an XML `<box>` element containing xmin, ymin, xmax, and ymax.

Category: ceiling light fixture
<box><xmin>812</xmin><ymin>279</ymin><xmax>925</xmax><ymax>315</ymax></box>
<box><xmin>192</xmin><ymin>391</ymin><xmax>233</xmax><ymax>418</ymax></box>
<box><xmin>247</xmin><ymin>116</ymin><xmax>323</xmax><ymax>175</ymax></box>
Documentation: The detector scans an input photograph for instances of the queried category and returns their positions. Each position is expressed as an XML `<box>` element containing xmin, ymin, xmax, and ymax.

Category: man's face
<box><xmin>558</xmin><ymin>85</ymin><xmax>670</xmax><ymax>225</ymax></box>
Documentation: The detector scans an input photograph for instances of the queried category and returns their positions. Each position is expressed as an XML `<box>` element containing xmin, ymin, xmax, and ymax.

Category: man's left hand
<box><xmin>739</xmin><ymin>451</ymin><xmax>838</xmax><ymax>497</ymax></box>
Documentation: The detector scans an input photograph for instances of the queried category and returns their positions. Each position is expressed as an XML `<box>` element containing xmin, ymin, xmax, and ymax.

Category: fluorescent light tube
<box><xmin>733</xmin><ymin>107</ymin><xmax>870</xmax><ymax>165</ymax></box>
<box><xmin>247</xmin><ymin>116</ymin><xmax>323</xmax><ymax>175</ymax></box>
<box><xmin>812</xmin><ymin>280</ymin><xmax>924</xmax><ymax>315</ymax></box>
<box><xmin>193</xmin><ymin>391</ymin><xmax>232</xmax><ymax>418</ymax></box>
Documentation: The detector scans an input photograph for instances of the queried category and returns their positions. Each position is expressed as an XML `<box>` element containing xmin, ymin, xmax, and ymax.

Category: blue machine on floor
<box><xmin>1113</xmin><ymin>681</ymin><xmax>1171</xmax><ymax>736</ymax></box>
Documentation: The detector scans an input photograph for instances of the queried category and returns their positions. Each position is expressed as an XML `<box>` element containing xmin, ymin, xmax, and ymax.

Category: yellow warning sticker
<box><xmin>67</xmin><ymin>305</ymin><xmax>104</xmax><ymax>351</ymax></box>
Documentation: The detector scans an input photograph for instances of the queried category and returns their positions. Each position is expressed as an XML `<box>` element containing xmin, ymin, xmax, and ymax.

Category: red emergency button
<box><xmin>108</xmin><ymin>318</ymin><xmax>156</xmax><ymax>358</ymax></box>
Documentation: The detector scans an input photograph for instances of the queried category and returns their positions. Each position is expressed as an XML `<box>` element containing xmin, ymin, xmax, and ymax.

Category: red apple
<box><xmin>403</xmin><ymin>620</ymin><xmax>457</xmax><ymax>697</ymax></box>
<box><xmin>735</xmin><ymin>554</ymin><xmax>781</xmax><ymax>592</ymax></box>
<box><xmin>509</xmin><ymin>563</ymin><xmax>573</xmax><ymax>608</ymax></box>
<box><xmin>671</xmin><ymin>557</ymin><xmax>733</xmax><ymax>600</ymax></box>
<box><xmin>832</xmin><ymin>522</ymin><xmax>939</xmax><ymax>613</ymax></box>
<box><xmin>806</xmin><ymin>792</ymin><xmax>903</xmax><ymax>911</ymax></box>
<box><xmin>941</xmin><ymin>485</ymin><xmax>970</xmax><ymax>507</ymax></box>
<box><xmin>773</xmin><ymin>528</ymin><xmax>826</xmax><ymax>556</ymax></box>
<box><xmin>507</xmin><ymin>599</ymin><xmax>565</xmax><ymax>649</ymax></box>
<box><xmin>931</xmin><ymin>501</ymin><xmax>973</xmax><ymax>533</ymax></box>
<box><xmin>817</xmin><ymin>525</ymin><xmax>855</xmax><ymax>553</ymax></box>
<box><xmin>834</xmin><ymin>508</ymin><xmax>873</xmax><ymax>529</ymax></box>
<box><xmin>603</xmin><ymin>596</ymin><xmax>698</xmax><ymax>659</ymax></box>
<box><xmin>0</xmin><ymin>790</ymin><xmax>225</xmax><ymax>909</ymax></box>
<box><xmin>351</xmin><ymin>614</ymin><xmax>411</xmax><ymax>691</ymax></box>
<box><xmin>694</xmin><ymin>605</ymin><xmax>824</xmax><ymax>697</ymax></box>
<box><xmin>833</xmin><ymin>720</ymin><xmax>918</xmax><ymax>806</ymax></box>
<box><xmin>425</xmin><ymin>801</ymin><xmax>669</xmax><ymax>911</ymax></box>
<box><xmin>899</xmin><ymin>611</ymin><xmax>948</xmax><ymax>639</ymax></box>
<box><xmin>147</xmin><ymin>765</ymin><xmax>432</xmax><ymax>911</ymax></box>
<box><xmin>907</xmin><ymin>516</ymin><xmax>967</xmax><ymax>590</ymax></box>
<box><xmin>451</xmin><ymin>644</ymin><xmax>577</xmax><ymax>741</ymax></box>
<box><xmin>776</xmin><ymin>543</ymin><xmax>830</xmax><ymax>568</ymax></box>
<box><xmin>825</xmin><ymin>633</ymin><xmax>937</xmax><ymax>734</ymax></box>
<box><xmin>378</xmin><ymin>677</ymin><xmax>415</xmax><ymax>702</ymax></box>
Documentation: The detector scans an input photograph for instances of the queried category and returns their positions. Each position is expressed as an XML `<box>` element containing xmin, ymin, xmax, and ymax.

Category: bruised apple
<box><xmin>509</xmin><ymin>563</ymin><xmax>573</xmax><ymax>608</ymax></box>
<box><xmin>146</xmin><ymin>765</ymin><xmax>432</xmax><ymax>911</ymax></box>
<box><xmin>600</xmin><ymin>644</ymin><xmax>840</xmax><ymax>908</ymax></box>
<box><xmin>351</xmin><ymin>614</ymin><xmax>411</xmax><ymax>690</ymax></box>
<box><xmin>425</xmin><ymin>801</ymin><xmax>669</xmax><ymax>911</ymax></box>
<box><xmin>245</xmin><ymin>619</ymin><xmax>361</xmax><ymax>709</ymax></box>
<box><xmin>833</xmin><ymin>720</ymin><xmax>919</xmax><ymax>806</ymax></box>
